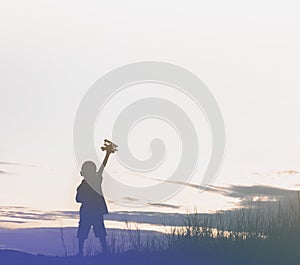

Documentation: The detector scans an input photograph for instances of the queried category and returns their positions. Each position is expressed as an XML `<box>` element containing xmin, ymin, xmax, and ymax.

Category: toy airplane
<box><xmin>101</xmin><ymin>139</ymin><xmax>118</xmax><ymax>153</ymax></box>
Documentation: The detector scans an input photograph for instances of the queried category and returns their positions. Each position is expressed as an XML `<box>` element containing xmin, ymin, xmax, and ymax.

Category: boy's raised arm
<box><xmin>97</xmin><ymin>139</ymin><xmax>117</xmax><ymax>178</ymax></box>
<box><xmin>97</xmin><ymin>151</ymin><xmax>111</xmax><ymax>177</ymax></box>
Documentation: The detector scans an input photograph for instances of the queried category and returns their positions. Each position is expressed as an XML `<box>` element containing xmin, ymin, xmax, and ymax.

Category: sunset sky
<box><xmin>1</xmin><ymin>1</ymin><xmax>300</xmax><ymax>228</ymax></box>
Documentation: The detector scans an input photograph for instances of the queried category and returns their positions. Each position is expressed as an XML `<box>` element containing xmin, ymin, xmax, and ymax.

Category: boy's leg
<box><xmin>77</xmin><ymin>218</ymin><xmax>91</xmax><ymax>256</ymax></box>
<box><xmin>93</xmin><ymin>216</ymin><xmax>107</xmax><ymax>253</ymax></box>
<box><xmin>78</xmin><ymin>237</ymin><xmax>85</xmax><ymax>256</ymax></box>
<box><xmin>99</xmin><ymin>235</ymin><xmax>107</xmax><ymax>253</ymax></box>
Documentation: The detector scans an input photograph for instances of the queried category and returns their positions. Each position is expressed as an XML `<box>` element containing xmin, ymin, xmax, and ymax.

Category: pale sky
<box><xmin>1</xmin><ymin>0</ymin><xmax>300</xmax><ymax>217</ymax></box>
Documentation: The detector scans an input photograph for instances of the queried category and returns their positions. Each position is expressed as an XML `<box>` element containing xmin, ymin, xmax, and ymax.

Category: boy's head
<box><xmin>80</xmin><ymin>161</ymin><xmax>96</xmax><ymax>177</ymax></box>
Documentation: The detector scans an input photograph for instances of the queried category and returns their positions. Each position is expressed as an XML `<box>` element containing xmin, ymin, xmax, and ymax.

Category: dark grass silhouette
<box><xmin>2</xmin><ymin>194</ymin><xmax>300</xmax><ymax>265</ymax></box>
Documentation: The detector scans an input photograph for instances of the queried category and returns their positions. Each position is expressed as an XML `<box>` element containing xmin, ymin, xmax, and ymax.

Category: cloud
<box><xmin>0</xmin><ymin>161</ymin><xmax>35</xmax><ymax>167</ymax></box>
<box><xmin>209</xmin><ymin>185</ymin><xmax>296</xmax><ymax>198</ymax></box>
<box><xmin>0</xmin><ymin>207</ymin><xmax>78</xmax><ymax>222</ymax></box>
<box><xmin>201</xmin><ymin>184</ymin><xmax>300</xmax><ymax>208</ymax></box>
<box><xmin>121</xmin><ymin>196</ymin><xmax>182</xmax><ymax>210</ymax></box>
<box><xmin>0</xmin><ymin>161</ymin><xmax>36</xmax><ymax>175</ymax></box>
<box><xmin>147</xmin><ymin>202</ymin><xmax>180</xmax><ymax>209</ymax></box>
<box><xmin>252</xmin><ymin>170</ymin><xmax>300</xmax><ymax>177</ymax></box>
<box><xmin>0</xmin><ymin>219</ymin><xmax>25</xmax><ymax>224</ymax></box>
<box><xmin>149</xmin><ymin>177</ymin><xmax>200</xmax><ymax>190</ymax></box>
<box><xmin>122</xmin><ymin>196</ymin><xmax>181</xmax><ymax>209</ymax></box>
<box><xmin>0</xmin><ymin>162</ymin><xmax>23</xmax><ymax>166</ymax></box>
<box><xmin>123</xmin><ymin>197</ymin><xmax>139</xmax><ymax>202</ymax></box>
<box><xmin>275</xmin><ymin>170</ymin><xmax>300</xmax><ymax>175</ymax></box>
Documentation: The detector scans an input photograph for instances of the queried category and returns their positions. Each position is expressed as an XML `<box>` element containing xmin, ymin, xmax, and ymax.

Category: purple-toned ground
<box><xmin>0</xmin><ymin>227</ymin><xmax>164</xmax><ymax>256</ymax></box>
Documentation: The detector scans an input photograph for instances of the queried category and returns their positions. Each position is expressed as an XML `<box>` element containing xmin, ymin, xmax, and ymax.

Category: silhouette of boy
<box><xmin>76</xmin><ymin>144</ymin><xmax>114</xmax><ymax>256</ymax></box>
